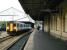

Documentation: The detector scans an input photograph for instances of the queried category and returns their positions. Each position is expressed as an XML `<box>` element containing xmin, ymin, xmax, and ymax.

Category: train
<box><xmin>0</xmin><ymin>21</ymin><xmax>33</xmax><ymax>35</ymax></box>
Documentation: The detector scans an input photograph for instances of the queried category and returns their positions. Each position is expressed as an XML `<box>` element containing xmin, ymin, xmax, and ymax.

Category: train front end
<box><xmin>6</xmin><ymin>22</ymin><xmax>17</xmax><ymax>35</ymax></box>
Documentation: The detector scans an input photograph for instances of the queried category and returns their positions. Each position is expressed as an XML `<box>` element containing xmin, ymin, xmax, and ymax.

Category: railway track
<box><xmin>0</xmin><ymin>34</ymin><xmax>27</xmax><ymax>50</ymax></box>
<box><xmin>7</xmin><ymin>34</ymin><xmax>30</xmax><ymax>50</ymax></box>
<box><xmin>0</xmin><ymin>36</ymin><xmax>12</xmax><ymax>43</ymax></box>
<box><xmin>6</xmin><ymin>30</ymin><xmax>33</xmax><ymax>50</ymax></box>
<box><xmin>7</xmin><ymin>30</ymin><xmax>33</xmax><ymax>50</ymax></box>
<box><xmin>0</xmin><ymin>29</ymin><xmax>33</xmax><ymax>50</ymax></box>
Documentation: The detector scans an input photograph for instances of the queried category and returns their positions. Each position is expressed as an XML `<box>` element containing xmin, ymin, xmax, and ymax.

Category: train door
<box><xmin>6</xmin><ymin>22</ymin><xmax>13</xmax><ymax>32</ymax></box>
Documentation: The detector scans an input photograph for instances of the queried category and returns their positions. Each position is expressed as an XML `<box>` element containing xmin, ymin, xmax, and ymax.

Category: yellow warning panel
<box><xmin>10</xmin><ymin>23</ymin><xmax>13</xmax><ymax>31</ymax></box>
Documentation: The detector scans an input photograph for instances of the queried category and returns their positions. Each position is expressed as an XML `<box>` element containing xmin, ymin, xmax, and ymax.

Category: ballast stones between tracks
<box><xmin>0</xmin><ymin>32</ymin><xmax>30</xmax><ymax>50</ymax></box>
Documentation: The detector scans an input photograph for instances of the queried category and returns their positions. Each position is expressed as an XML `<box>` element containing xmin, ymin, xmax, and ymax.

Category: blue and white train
<box><xmin>0</xmin><ymin>21</ymin><xmax>33</xmax><ymax>35</ymax></box>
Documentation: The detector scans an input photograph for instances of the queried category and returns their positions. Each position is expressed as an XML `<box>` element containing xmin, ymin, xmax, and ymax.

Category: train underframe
<box><xmin>7</xmin><ymin>29</ymin><xmax>31</xmax><ymax>36</ymax></box>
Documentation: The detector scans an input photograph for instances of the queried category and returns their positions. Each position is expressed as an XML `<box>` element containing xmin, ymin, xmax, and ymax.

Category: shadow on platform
<box><xmin>24</xmin><ymin>29</ymin><xmax>67</xmax><ymax>50</ymax></box>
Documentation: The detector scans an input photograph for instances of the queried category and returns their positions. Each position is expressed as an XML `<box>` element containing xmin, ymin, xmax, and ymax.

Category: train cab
<box><xmin>6</xmin><ymin>21</ymin><xmax>32</xmax><ymax>35</ymax></box>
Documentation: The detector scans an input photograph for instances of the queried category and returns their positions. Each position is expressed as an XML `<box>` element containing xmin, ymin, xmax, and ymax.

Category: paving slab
<box><xmin>24</xmin><ymin>29</ymin><xmax>67</xmax><ymax>50</ymax></box>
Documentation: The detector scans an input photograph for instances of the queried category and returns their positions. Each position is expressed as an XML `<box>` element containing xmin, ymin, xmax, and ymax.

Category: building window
<box><xmin>64</xmin><ymin>13</ymin><xmax>67</xmax><ymax>32</ymax></box>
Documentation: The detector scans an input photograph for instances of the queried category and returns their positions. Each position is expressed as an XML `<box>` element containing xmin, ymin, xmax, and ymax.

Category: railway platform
<box><xmin>24</xmin><ymin>29</ymin><xmax>67</xmax><ymax>50</ymax></box>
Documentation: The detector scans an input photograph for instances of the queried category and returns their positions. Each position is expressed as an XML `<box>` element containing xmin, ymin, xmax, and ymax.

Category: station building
<box><xmin>43</xmin><ymin>0</ymin><xmax>67</xmax><ymax>41</ymax></box>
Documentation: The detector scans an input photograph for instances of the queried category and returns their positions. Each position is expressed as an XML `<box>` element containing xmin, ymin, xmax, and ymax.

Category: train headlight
<box><xmin>7</xmin><ymin>27</ymin><xmax>9</xmax><ymax>29</ymax></box>
<box><xmin>14</xmin><ymin>27</ymin><xmax>17</xmax><ymax>29</ymax></box>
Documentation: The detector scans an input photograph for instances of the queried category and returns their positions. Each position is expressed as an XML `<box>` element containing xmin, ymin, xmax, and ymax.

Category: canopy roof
<box><xmin>16</xmin><ymin>14</ymin><xmax>35</xmax><ymax>23</ymax></box>
<box><xmin>0</xmin><ymin>7</ymin><xmax>35</xmax><ymax>23</ymax></box>
<box><xmin>0</xmin><ymin>0</ymin><xmax>35</xmax><ymax>23</ymax></box>
<box><xmin>27</xmin><ymin>15</ymin><xmax>35</xmax><ymax>23</ymax></box>
<box><xmin>0</xmin><ymin>7</ymin><xmax>27</xmax><ymax>21</ymax></box>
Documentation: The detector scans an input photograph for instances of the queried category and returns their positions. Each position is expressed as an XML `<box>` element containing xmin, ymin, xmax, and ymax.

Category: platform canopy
<box><xmin>0</xmin><ymin>7</ymin><xmax>35</xmax><ymax>23</ymax></box>
<box><xmin>0</xmin><ymin>0</ymin><xmax>35</xmax><ymax>23</ymax></box>
<box><xmin>16</xmin><ymin>14</ymin><xmax>35</xmax><ymax>23</ymax></box>
<box><xmin>27</xmin><ymin>15</ymin><xmax>35</xmax><ymax>23</ymax></box>
<box><xmin>0</xmin><ymin>7</ymin><xmax>27</xmax><ymax>21</ymax></box>
<box><xmin>0</xmin><ymin>0</ymin><xmax>28</xmax><ymax>21</ymax></box>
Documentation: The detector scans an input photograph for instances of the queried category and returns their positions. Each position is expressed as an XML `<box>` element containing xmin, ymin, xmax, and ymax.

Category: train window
<box><xmin>27</xmin><ymin>24</ymin><xmax>28</xmax><ymax>27</ymax></box>
<box><xmin>24</xmin><ymin>24</ymin><xmax>25</xmax><ymax>27</ymax></box>
<box><xmin>20</xmin><ymin>24</ymin><xmax>22</xmax><ymax>27</ymax></box>
<box><xmin>27</xmin><ymin>24</ymin><xmax>29</xmax><ymax>27</ymax></box>
<box><xmin>17</xmin><ymin>24</ymin><xmax>19</xmax><ymax>27</ymax></box>
<box><xmin>25</xmin><ymin>24</ymin><xmax>26</xmax><ymax>26</ymax></box>
<box><xmin>25</xmin><ymin>24</ymin><xmax>27</xmax><ymax>27</ymax></box>
<box><xmin>28</xmin><ymin>24</ymin><xmax>30</xmax><ymax>27</ymax></box>
<box><xmin>24</xmin><ymin>24</ymin><xmax>26</xmax><ymax>29</ymax></box>
<box><xmin>26</xmin><ymin>24</ymin><xmax>28</xmax><ymax>27</ymax></box>
<box><xmin>29</xmin><ymin>25</ymin><xmax>30</xmax><ymax>27</ymax></box>
<box><xmin>22</xmin><ymin>24</ymin><xmax>23</xmax><ymax>27</ymax></box>
<box><xmin>22</xmin><ymin>24</ymin><xmax>24</xmax><ymax>27</ymax></box>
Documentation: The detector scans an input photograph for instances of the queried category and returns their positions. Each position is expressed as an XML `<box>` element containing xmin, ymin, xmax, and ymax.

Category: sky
<box><xmin>0</xmin><ymin>0</ymin><xmax>25</xmax><ymax>13</ymax></box>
